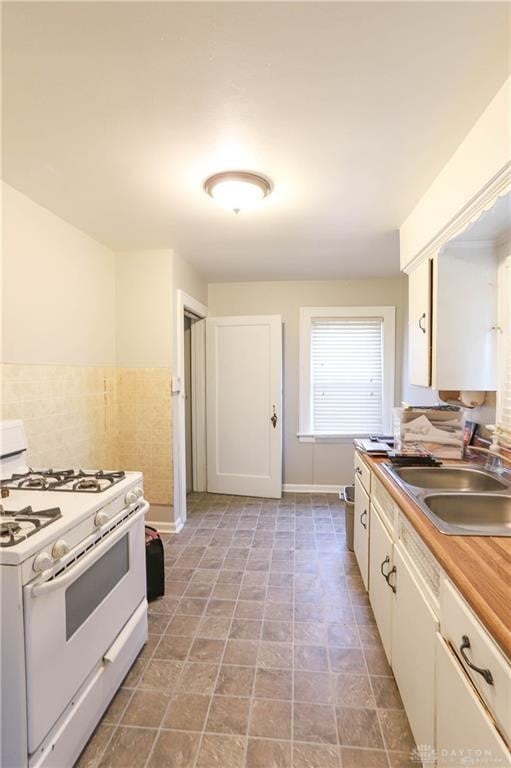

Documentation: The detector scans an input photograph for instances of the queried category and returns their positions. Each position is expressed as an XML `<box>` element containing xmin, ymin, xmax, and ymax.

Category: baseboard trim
<box><xmin>145</xmin><ymin>519</ymin><xmax>184</xmax><ymax>534</ymax></box>
<box><xmin>283</xmin><ymin>483</ymin><xmax>341</xmax><ymax>494</ymax></box>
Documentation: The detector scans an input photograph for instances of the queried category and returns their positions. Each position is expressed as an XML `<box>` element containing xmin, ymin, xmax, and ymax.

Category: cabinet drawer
<box><xmin>440</xmin><ymin>579</ymin><xmax>511</xmax><ymax>745</ymax></box>
<box><xmin>372</xmin><ymin>476</ymin><xmax>397</xmax><ymax>534</ymax></box>
<box><xmin>354</xmin><ymin>452</ymin><xmax>371</xmax><ymax>494</ymax></box>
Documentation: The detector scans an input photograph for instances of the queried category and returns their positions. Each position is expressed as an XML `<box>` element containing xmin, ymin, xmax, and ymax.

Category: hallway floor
<box><xmin>77</xmin><ymin>493</ymin><xmax>416</xmax><ymax>768</ymax></box>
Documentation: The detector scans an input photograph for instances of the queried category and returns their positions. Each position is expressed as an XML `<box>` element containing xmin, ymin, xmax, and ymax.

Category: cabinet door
<box><xmin>369</xmin><ymin>507</ymin><xmax>393</xmax><ymax>663</ymax></box>
<box><xmin>353</xmin><ymin>475</ymin><xmax>370</xmax><ymax>590</ymax></box>
<box><xmin>436</xmin><ymin>634</ymin><xmax>510</xmax><ymax>767</ymax></box>
<box><xmin>392</xmin><ymin>544</ymin><xmax>438</xmax><ymax>749</ymax></box>
<box><xmin>408</xmin><ymin>258</ymin><xmax>431</xmax><ymax>386</ymax></box>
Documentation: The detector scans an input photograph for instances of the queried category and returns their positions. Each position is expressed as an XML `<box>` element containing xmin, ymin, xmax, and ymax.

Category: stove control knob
<box><xmin>135</xmin><ymin>486</ymin><xmax>144</xmax><ymax>499</ymax></box>
<box><xmin>33</xmin><ymin>552</ymin><xmax>53</xmax><ymax>573</ymax></box>
<box><xmin>52</xmin><ymin>540</ymin><xmax>70</xmax><ymax>560</ymax></box>
<box><xmin>95</xmin><ymin>511</ymin><xmax>109</xmax><ymax>527</ymax></box>
<box><xmin>125</xmin><ymin>490</ymin><xmax>138</xmax><ymax>506</ymax></box>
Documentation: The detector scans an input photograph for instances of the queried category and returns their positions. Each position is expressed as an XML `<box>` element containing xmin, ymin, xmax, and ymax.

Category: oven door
<box><xmin>23</xmin><ymin>502</ymin><xmax>147</xmax><ymax>754</ymax></box>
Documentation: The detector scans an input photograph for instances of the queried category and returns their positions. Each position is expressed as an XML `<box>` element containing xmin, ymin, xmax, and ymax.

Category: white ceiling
<box><xmin>2</xmin><ymin>2</ymin><xmax>510</xmax><ymax>281</ymax></box>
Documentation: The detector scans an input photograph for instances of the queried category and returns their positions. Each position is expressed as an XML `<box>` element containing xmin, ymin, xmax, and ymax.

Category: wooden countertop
<box><xmin>361</xmin><ymin>454</ymin><xmax>511</xmax><ymax>661</ymax></box>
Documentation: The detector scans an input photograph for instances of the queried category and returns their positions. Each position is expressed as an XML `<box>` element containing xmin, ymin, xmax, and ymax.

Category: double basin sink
<box><xmin>384</xmin><ymin>465</ymin><xmax>511</xmax><ymax>537</ymax></box>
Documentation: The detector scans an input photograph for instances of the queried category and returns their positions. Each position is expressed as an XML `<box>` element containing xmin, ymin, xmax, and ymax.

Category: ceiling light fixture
<box><xmin>204</xmin><ymin>171</ymin><xmax>272</xmax><ymax>214</ymax></box>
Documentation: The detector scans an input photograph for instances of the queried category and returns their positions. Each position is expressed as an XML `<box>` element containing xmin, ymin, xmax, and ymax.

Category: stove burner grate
<box><xmin>0</xmin><ymin>506</ymin><xmax>62</xmax><ymax>547</ymax></box>
<box><xmin>1</xmin><ymin>469</ymin><xmax>126</xmax><ymax>493</ymax></box>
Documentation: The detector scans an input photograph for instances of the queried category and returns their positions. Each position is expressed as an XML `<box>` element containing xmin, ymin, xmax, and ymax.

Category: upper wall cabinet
<box><xmin>408</xmin><ymin>259</ymin><xmax>432</xmax><ymax>387</ymax></box>
<box><xmin>408</xmin><ymin>242</ymin><xmax>499</xmax><ymax>391</ymax></box>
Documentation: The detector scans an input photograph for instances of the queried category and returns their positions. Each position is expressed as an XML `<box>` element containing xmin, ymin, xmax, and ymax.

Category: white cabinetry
<box><xmin>368</xmin><ymin>505</ymin><xmax>394</xmax><ymax>663</ymax></box>
<box><xmin>408</xmin><ymin>258</ymin><xmax>431</xmax><ymax>386</ymax></box>
<box><xmin>408</xmin><ymin>245</ymin><xmax>498</xmax><ymax>390</ymax></box>
<box><xmin>353</xmin><ymin>475</ymin><xmax>370</xmax><ymax>590</ymax></box>
<box><xmin>353</xmin><ymin>452</ymin><xmax>371</xmax><ymax>590</ymax></box>
<box><xmin>392</xmin><ymin>543</ymin><xmax>438</xmax><ymax>748</ymax></box>
<box><xmin>436</xmin><ymin>635</ymin><xmax>510</xmax><ymax>766</ymax></box>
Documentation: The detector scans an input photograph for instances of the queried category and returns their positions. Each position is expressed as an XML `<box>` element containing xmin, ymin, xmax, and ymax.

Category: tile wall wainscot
<box><xmin>0</xmin><ymin>365</ymin><xmax>173</xmax><ymax>514</ymax></box>
<box><xmin>0</xmin><ymin>364</ymin><xmax>118</xmax><ymax>468</ymax></box>
<box><xmin>117</xmin><ymin>368</ymin><xmax>173</xmax><ymax>512</ymax></box>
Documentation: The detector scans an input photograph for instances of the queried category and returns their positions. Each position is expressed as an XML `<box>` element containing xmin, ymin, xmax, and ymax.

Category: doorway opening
<box><xmin>173</xmin><ymin>290</ymin><xmax>208</xmax><ymax>531</ymax></box>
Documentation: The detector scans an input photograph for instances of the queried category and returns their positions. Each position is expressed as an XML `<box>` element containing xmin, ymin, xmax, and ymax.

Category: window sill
<box><xmin>297</xmin><ymin>433</ymin><xmax>370</xmax><ymax>444</ymax></box>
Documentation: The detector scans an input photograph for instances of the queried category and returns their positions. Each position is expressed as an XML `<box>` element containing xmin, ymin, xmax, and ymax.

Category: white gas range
<box><xmin>0</xmin><ymin>421</ymin><xmax>149</xmax><ymax>768</ymax></box>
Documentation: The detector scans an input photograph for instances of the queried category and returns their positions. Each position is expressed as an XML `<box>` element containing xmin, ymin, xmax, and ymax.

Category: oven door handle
<box><xmin>30</xmin><ymin>501</ymin><xmax>149</xmax><ymax>598</ymax></box>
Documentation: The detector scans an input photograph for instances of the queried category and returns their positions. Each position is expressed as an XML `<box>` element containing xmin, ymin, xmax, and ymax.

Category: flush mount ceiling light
<box><xmin>204</xmin><ymin>171</ymin><xmax>272</xmax><ymax>214</ymax></box>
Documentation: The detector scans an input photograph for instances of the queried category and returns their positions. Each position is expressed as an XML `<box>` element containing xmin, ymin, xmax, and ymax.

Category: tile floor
<box><xmin>76</xmin><ymin>492</ymin><xmax>417</xmax><ymax>768</ymax></box>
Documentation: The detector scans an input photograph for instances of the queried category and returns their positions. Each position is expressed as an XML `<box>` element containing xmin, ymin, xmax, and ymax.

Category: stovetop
<box><xmin>1</xmin><ymin>469</ymin><xmax>126</xmax><ymax>493</ymax></box>
<box><xmin>0</xmin><ymin>469</ymin><xmax>143</xmax><ymax>568</ymax></box>
<box><xmin>0</xmin><ymin>505</ymin><xmax>62</xmax><ymax>547</ymax></box>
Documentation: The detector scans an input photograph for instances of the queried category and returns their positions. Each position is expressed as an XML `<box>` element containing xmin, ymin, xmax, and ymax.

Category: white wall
<box><xmin>172</xmin><ymin>251</ymin><xmax>208</xmax><ymax>308</ymax></box>
<box><xmin>400</xmin><ymin>76</ymin><xmax>511</xmax><ymax>269</ymax></box>
<box><xmin>1</xmin><ymin>182</ymin><xmax>116</xmax><ymax>365</ymax></box>
<box><xmin>208</xmin><ymin>277</ymin><xmax>414</xmax><ymax>487</ymax></box>
<box><xmin>115</xmin><ymin>250</ymin><xmax>173</xmax><ymax>368</ymax></box>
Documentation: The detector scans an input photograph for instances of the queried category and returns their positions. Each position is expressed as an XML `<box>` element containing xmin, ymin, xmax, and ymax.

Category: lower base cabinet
<box><xmin>436</xmin><ymin>634</ymin><xmax>510</xmax><ymax>767</ymax></box>
<box><xmin>392</xmin><ymin>544</ymin><xmax>438</xmax><ymax>750</ymax></box>
<box><xmin>368</xmin><ymin>506</ymin><xmax>393</xmax><ymax>664</ymax></box>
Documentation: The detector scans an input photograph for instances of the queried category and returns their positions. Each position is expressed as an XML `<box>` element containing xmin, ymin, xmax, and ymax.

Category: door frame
<box><xmin>173</xmin><ymin>289</ymin><xmax>208</xmax><ymax>530</ymax></box>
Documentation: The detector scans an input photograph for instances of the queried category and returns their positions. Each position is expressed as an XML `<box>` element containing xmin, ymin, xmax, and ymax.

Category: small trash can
<box><xmin>340</xmin><ymin>485</ymin><xmax>355</xmax><ymax>551</ymax></box>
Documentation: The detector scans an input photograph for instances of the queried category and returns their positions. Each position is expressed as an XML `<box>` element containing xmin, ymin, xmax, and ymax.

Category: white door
<box><xmin>408</xmin><ymin>258</ymin><xmax>431</xmax><ymax>386</ymax></box>
<box><xmin>392</xmin><ymin>543</ymin><xmax>438</xmax><ymax>749</ymax></box>
<box><xmin>206</xmin><ymin>315</ymin><xmax>282</xmax><ymax>498</ymax></box>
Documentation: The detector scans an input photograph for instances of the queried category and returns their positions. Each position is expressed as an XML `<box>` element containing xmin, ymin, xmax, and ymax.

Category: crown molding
<box><xmin>403</xmin><ymin>162</ymin><xmax>511</xmax><ymax>274</ymax></box>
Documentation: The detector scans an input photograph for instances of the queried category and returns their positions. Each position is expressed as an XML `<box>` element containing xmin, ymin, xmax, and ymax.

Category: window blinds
<box><xmin>311</xmin><ymin>317</ymin><xmax>384</xmax><ymax>434</ymax></box>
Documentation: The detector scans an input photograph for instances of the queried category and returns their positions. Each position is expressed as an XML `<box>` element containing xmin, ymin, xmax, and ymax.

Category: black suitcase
<box><xmin>145</xmin><ymin>526</ymin><xmax>165</xmax><ymax>601</ymax></box>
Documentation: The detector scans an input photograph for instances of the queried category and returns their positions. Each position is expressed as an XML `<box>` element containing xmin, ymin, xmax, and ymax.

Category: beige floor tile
<box><xmin>371</xmin><ymin>676</ymin><xmax>404</xmax><ymax>709</ymax></box>
<box><xmin>253</xmin><ymin>668</ymin><xmax>292</xmax><ymax>699</ymax></box>
<box><xmin>121</xmin><ymin>689</ymin><xmax>169</xmax><ymax>728</ymax></box>
<box><xmin>98</xmin><ymin>727</ymin><xmax>156</xmax><ymax>768</ymax></box>
<box><xmin>198</xmin><ymin>615</ymin><xmax>232</xmax><ymax>639</ymax></box>
<box><xmin>257</xmin><ymin>641</ymin><xmax>293</xmax><ymax>669</ymax></box>
<box><xmin>294</xmin><ymin>670</ymin><xmax>333</xmax><ymax>704</ymax></box>
<box><xmin>139</xmin><ymin>659</ymin><xmax>184</xmax><ymax>693</ymax></box>
<box><xmin>261</xmin><ymin>619</ymin><xmax>293</xmax><ymax>642</ymax></box>
<box><xmin>206</xmin><ymin>696</ymin><xmax>251</xmax><ymax>735</ymax></box>
<box><xmin>336</xmin><ymin>707</ymin><xmax>384</xmax><ymax>749</ymax></box>
<box><xmin>165</xmin><ymin>614</ymin><xmax>202</xmax><ymax>637</ymax></box>
<box><xmin>195</xmin><ymin>734</ymin><xmax>246</xmax><ymax>768</ymax></box>
<box><xmin>206</xmin><ymin>599</ymin><xmax>237</xmax><ymax>617</ymax></box>
<box><xmin>329</xmin><ymin>647</ymin><xmax>366</xmax><ymax>674</ymax></box>
<box><xmin>229</xmin><ymin>619</ymin><xmax>262</xmax><ymax>640</ymax></box>
<box><xmin>293</xmin><ymin>742</ymin><xmax>340</xmax><ymax>768</ymax></box>
<box><xmin>215</xmin><ymin>665</ymin><xmax>255</xmax><ymax>696</ymax></box>
<box><xmin>75</xmin><ymin>724</ymin><xmax>114</xmax><ymax>768</ymax></box>
<box><xmin>235</xmin><ymin>600</ymin><xmax>265</xmax><ymax>619</ymax></box>
<box><xmin>162</xmin><ymin>693</ymin><xmax>211</xmax><ymax>731</ymax></box>
<box><xmin>153</xmin><ymin>635</ymin><xmax>192</xmax><ymax>661</ymax></box>
<box><xmin>101</xmin><ymin>688</ymin><xmax>133</xmax><ymax>724</ymax></box>
<box><xmin>341</xmin><ymin>747</ymin><xmax>389</xmax><ymax>767</ymax></box>
<box><xmin>147</xmin><ymin>730</ymin><xmax>200</xmax><ymax>768</ymax></box>
<box><xmin>188</xmin><ymin>637</ymin><xmax>225</xmax><ymax>662</ymax></box>
<box><xmin>335</xmin><ymin>674</ymin><xmax>375</xmax><ymax>708</ymax></box>
<box><xmin>294</xmin><ymin>644</ymin><xmax>329</xmax><ymax>671</ymax></box>
<box><xmin>378</xmin><ymin>710</ymin><xmax>416</xmax><ymax>752</ymax></box>
<box><xmin>246</xmin><ymin>738</ymin><xmax>292</xmax><ymax>768</ymax></box>
<box><xmin>177</xmin><ymin>662</ymin><xmax>219</xmax><ymax>694</ymax></box>
<box><xmin>249</xmin><ymin>699</ymin><xmax>292</xmax><ymax>739</ymax></box>
<box><xmin>223</xmin><ymin>639</ymin><xmax>259</xmax><ymax>666</ymax></box>
<box><xmin>293</xmin><ymin>702</ymin><xmax>338</xmax><ymax>744</ymax></box>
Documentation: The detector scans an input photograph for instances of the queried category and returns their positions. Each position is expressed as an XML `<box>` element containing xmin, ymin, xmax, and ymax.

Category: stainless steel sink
<box><xmin>423</xmin><ymin>493</ymin><xmax>511</xmax><ymax>537</ymax></box>
<box><xmin>391</xmin><ymin>466</ymin><xmax>508</xmax><ymax>492</ymax></box>
<box><xmin>384</xmin><ymin>463</ymin><xmax>511</xmax><ymax>537</ymax></box>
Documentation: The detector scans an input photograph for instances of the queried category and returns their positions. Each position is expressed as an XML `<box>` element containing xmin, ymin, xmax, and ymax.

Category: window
<box><xmin>299</xmin><ymin>306</ymin><xmax>396</xmax><ymax>438</ymax></box>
